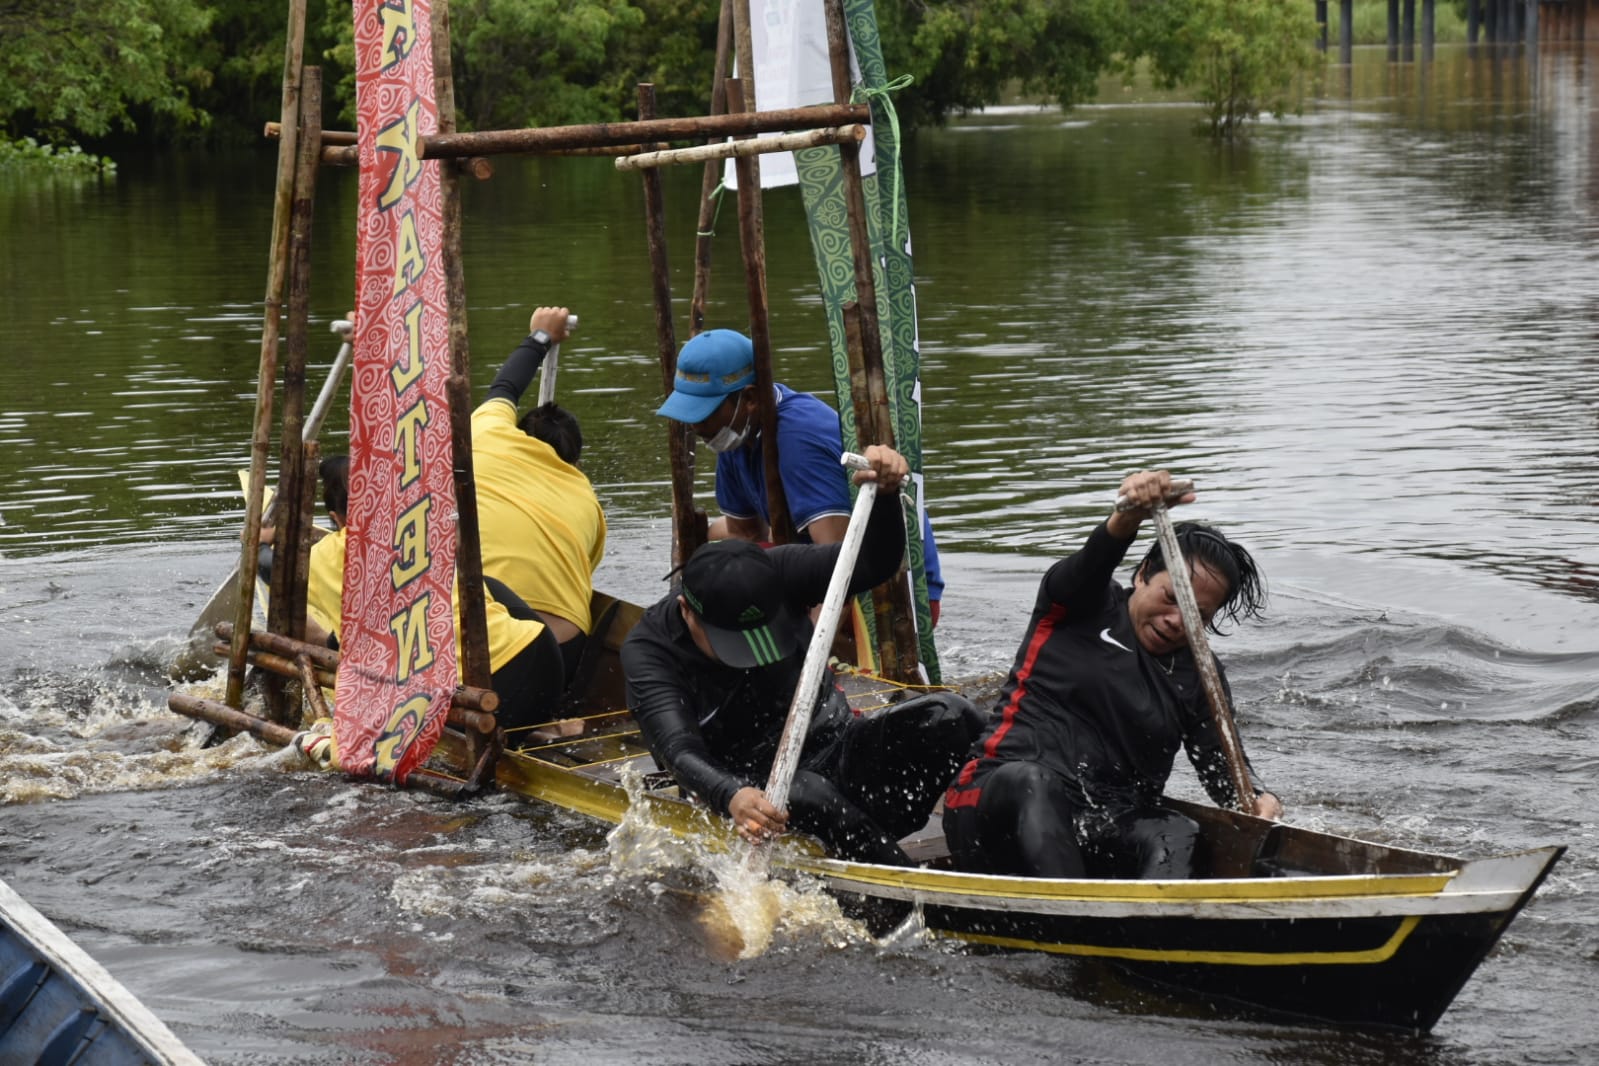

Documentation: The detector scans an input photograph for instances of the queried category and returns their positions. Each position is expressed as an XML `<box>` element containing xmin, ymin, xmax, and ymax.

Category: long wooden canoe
<box><xmin>0</xmin><ymin>876</ymin><xmax>204</xmax><ymax>1065</ymax></box>
<box><xmin>430</xmin><ymin>591</ymin><xmax>1564</xmax><ymax>1034</ymax></box>
<box><xmin>178</xmin><ymin>588</ymin><xmax>1563</xmax><ymax>1033</ymax></box>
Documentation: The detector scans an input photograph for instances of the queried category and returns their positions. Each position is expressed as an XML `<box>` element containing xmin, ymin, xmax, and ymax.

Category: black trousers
<box><xmin>942</xmin><ymin>759</ymin><xmax>1200</xmax><ymax>880</ymax></box>
<box><xmin>786</xmin><ymin>691</ymin><xmax>985</xmax><ymax>866</ymax></box>
<box><xmin>483</xmin><ymin>576</ymin><xmax>566</xmax><ymax>740</ymax></box>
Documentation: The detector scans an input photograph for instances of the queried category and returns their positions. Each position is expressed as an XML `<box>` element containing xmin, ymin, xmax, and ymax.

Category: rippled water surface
<box><xmin>2</xmin><ymin>43</ymin><xmax>1597</xmax><ymax>1065</ymax></box>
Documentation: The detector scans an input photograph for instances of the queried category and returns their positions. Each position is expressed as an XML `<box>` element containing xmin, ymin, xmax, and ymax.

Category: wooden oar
<box><xmin>759</xmin><ymin>452</ymin><xmax>877</xmax><ymax>847</ymax></box>
<box><xmin>535</xmin><ymin>313</ymin><xmax>579</xmax><ymax>407</ymax></box>
<box><xmin>1122</xmin><ymin>482</ymin><xmax>1255</xmax><ymax>814</ymax></box>
<box><xmin>303</xmin><ymin>318</ymin><xmax>354</xmax><ymax>440</ymax></box>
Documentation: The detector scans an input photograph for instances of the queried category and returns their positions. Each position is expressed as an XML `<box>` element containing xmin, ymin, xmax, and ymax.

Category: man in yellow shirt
<box><xmin>471</xmin><ymin>306</ymin><xmax>607</xmax><ymax>683</ymax></box>
<box><xmin>304</xmin><ymin>456</ymin><xmax>564</xmax><ymax>741</ymax></box>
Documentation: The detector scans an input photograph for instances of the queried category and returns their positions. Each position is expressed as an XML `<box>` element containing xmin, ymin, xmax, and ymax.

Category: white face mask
<box><xmin>705</xmin><ymin>400</ymin><xmax>752</xmax><ymax>453</ymax></box>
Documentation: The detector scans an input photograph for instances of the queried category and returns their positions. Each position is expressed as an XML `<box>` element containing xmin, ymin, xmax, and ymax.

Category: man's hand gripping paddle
<box><xmin>1116</xmin><ymin>478</ymin><xmax>1255</xmax><ymax>814</ymax></box>
<box><xmin>536</xmin><ymin>313</ymin><xmax>580</xmax><ymax>407</ymax></box>
<box><xmin>749</xmin><ymin>452</ymin><xmax>877</xmax><ymax>870</ymax></box>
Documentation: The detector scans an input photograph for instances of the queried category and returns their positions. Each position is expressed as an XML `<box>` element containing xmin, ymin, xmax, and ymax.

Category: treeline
<box><xmin>2</xmin><ymin>0</ymin><xmax>1327</xmax><ymax>153</ymax></box>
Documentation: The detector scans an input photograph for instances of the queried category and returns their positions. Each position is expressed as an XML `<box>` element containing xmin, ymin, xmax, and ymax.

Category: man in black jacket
<box><xmin>621</xmin><ymin>445</ymin><xmax>980</xmax><ymax>867</ymax></box>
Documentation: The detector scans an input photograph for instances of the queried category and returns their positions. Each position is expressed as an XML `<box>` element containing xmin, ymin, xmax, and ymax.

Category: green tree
<box><xmin>1129</xmin><ymin>0</ymin><xmax>1321</xmax><ymax>136</ymax></box>
<box><xmin>877</xmin><ymin>0</ymin><xmax>1128</xmax><ymax>127</ymax></box>
<box><xmin>0</xmin><ymin>0</ymin><xmax>214</xmax><ymax>142</ymax></box>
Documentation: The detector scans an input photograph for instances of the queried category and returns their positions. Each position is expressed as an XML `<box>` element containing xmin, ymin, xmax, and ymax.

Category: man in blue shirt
<box><xmin>656</xmin><ymin>329</ymin><xmax>944</xmax><ymax>623</ymax></box>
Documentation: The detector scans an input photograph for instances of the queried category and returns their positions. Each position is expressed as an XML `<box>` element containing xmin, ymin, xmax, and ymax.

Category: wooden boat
<box><xmin>0</xmin><ymin>876</ymin><xmax>204</xmax><ymax>1065</ymax></box>
<box><xmin>425</xmin><ymin>591</ymin><xmax>1564</xmax><ymax>1035</ymax></box>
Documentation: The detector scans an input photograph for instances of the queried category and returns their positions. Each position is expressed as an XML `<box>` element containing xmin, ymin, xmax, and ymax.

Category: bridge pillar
<box><xmin>1388</xmin><ymin>0</ymin><xmax>1400</xmax><ymax>59</ymax></box>
<box><xmin>1340</xmin><ymin>0</ymin><xmax>1354</xmax><ymax>63</ymax></box>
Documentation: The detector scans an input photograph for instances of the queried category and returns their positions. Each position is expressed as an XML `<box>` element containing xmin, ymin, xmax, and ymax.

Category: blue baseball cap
<box><xmin>656</xmin><ymin>329</ymin><xmax>756</xmax><ymax>424</ymax></box>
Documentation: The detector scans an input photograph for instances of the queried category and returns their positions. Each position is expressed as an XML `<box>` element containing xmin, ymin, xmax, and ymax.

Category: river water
<box><xmin>2</xmin><ymin>43</ymin><xmax>1596</xmax><ymax>1064</ymax></box>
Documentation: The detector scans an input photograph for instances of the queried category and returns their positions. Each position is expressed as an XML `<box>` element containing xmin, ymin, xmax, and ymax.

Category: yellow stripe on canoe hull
<box><xmin>944</xmin><ymin>915</ymin><xmax>1423</xmax><ymax>967</ymax></box>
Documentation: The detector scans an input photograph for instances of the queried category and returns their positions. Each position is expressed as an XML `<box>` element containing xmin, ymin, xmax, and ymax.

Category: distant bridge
<box><xmin>1312</xmin><ymin>0</ymin><xmax>1590</xmax><ymax>63</ymax></box>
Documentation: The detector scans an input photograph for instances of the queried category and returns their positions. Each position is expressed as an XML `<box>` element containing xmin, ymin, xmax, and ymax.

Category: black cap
<box><xmin>679</xmin><ymin>540</ymin><xmax>806</xmax><ymax>668</ymax></box>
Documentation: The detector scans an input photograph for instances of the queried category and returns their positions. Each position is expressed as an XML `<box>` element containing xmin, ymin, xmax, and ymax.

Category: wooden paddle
<box><xmin>535</xmin><ymin>313</ymin><xmax>580</xmax><ymax>407</ymax></box>
<box><xmin>759</xmin><ymin>452</ymin><xmax>877</xmax><ymax>843</ymax></box>
<box><xmin>1118</xmin><ymin>480</ymin><xmax>1255</xmax><ymax>814</ymax></box>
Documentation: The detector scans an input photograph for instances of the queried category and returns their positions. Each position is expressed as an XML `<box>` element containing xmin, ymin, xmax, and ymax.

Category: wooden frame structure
<box><xmin>171</xmin><ymin>0</ymin><xmax>930</xmax><ymax>792</ymax></box>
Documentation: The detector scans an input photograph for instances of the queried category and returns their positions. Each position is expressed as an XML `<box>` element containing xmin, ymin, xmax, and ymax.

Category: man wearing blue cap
<box><xmin>620</xmin><ymin>444</ymin><xmax>981</xmax><ymax>876</ymax></box>
<box><xmin>655</xmin><ymin>329</ymin><xmax>944</xmax><ymax>625</ymax></box>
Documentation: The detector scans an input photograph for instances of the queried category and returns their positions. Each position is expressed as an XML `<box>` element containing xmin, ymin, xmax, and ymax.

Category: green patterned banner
<box><xmin>795</xmin><ymin>0</ymin><xmax>939</xmax><ymax>682</ymax></box>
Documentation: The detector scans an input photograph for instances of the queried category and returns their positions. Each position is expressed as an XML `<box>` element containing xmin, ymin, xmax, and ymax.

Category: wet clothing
<box><xmin>716</xmin><ymin>383</ymin><xmax>944</xmax><ymax>604</ymax></box>
<box><xmin>942</xmin><ymin>520</ymin><xmax>1264</xmax><ymax>879</ymax></box>
<box><xmin>473</xmin><ymin>332</ymin><xmax>607</xmax><ymax>634</ymax></box>
<box><xmin>306</xmin><ymin>528</ymin><xmax>562</xmax><ymax>736</ymax></box>
<box><xmin>622</xmin><ymin>489</ymin><xmax>980</xmax><ymax>865</ymax></box>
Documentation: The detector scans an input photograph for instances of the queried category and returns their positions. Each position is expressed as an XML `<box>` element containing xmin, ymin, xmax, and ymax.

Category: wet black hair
<box><xmin>518</xmin><ymin>402</ymin><xmax>583</xmax><ymax>465</ymax></box>
<box><xmin>320</xmin><ymin>454</ymin><xmax>350</xmax><ymax>516</ymax></box>
<box><xmin>1136</xmin><ymin>520</ymin><xmax>1267</xmax><ymax>633</ymax></box>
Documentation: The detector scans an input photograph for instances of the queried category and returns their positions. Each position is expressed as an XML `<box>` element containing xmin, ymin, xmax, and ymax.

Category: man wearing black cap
<box><xmin>620</xmin><ymin>445</ymin><xmax>982</xmax><ymax>869</ymax></box>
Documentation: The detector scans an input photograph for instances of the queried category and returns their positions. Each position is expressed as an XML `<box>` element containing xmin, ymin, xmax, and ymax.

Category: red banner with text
<box><xmin>337</xmin><ymin>0</ymin><xmax>457</xmax><ymax>783</ymax></box>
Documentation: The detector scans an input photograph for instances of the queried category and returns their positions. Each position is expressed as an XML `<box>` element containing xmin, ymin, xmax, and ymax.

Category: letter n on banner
<box><xmin>337</xmin><ymin>0</ymin><xmax>457</xmax><ymax>784</ymax></box>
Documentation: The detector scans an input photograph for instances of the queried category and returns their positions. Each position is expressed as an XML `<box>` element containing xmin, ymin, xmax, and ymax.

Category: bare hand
<box><xmin>852</xmin><ymin>444</ymin><xmax>909</xmax><ymax>494</ymax></box>
<box><xmin>1107</xmin><ymin>469</ymin><xmax>1193</xmax><ymax>538</ymax></box>
<box><xmin>529</xmin><ymin>305</ymin><xmax>572</xmax><ymax>343</ymax></box>
<box><xmin>1252</xmin><ymin>791</ymin><xmax>1284</xmax><ymax>821</ymax></box>
<box><xmin>728</xmin><ymin>786</ymin><xmax>788</xmax><ymax>845</ymax></box>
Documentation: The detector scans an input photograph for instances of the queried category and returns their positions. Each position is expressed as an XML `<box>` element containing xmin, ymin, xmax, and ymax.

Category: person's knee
<box><xmin>1119</xmin><ymin>809</ymin><xmax>1201</xmax><ymax>879</ymax></box>
<box><xmin>987</xmin><ymin>759</ymin><xmax>1068</xmax><ymax>802</ymax></box>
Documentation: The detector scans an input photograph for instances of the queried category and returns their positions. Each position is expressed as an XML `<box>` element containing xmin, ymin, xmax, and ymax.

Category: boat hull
<box><xmin>0</xmin><ymin>877</ymin><xmax>204</xmax><ymax>1065</ymax></box>
<box><xmin>478</xmin><ymin>719</ymin><xmax>1563</xmax><ymax>1034</ymax></box>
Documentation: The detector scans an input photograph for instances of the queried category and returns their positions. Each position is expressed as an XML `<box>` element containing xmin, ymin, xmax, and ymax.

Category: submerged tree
<box><xmin>1130</xmin><ymin>0</ymin><xmax>1321</xmax><ymax>137</ymax></box>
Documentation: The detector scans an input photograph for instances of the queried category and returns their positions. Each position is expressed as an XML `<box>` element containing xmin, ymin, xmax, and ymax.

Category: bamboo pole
<box><xmin>824</xmin><ymin>0</ymin><xmax>889</xmax><ymax>407</ymax></box>
<box><xmin>266</xmin><ymin>67</ymin><xmax>323</xmax><ymax>651</ymax></box>
<box><xmin>317</xmin><ymin>105</ymin><xmax>869</xmax><ymax>167</ymax></box>
<box><xmin>432</xmin><ymin>0</ymin><xmax>492</xmax><ymax>708</ymax></box>
<box><xmin>268</xmin><ymin>122</ymin><xmax>658</xmax><ymax>162</ymax></box>
<box><xmin>210</xmin><ymin>645</ymin><xmax>498</xmax><ymax>735</ymax></box>
<box><xmin>731</xmin><ymin>0</ymin><xmax>757</xmax><ymax>112</ymax></box>
<box><xmin>724</xmin><ymin>78</ymin><xmax>794</xmax><ymax>544</ymax></box>
<box><xmin>287</xmin><ymin>435</ymin><xmax>320</xmax><ymax>703</ymax></box>
<box><xmin>825</xmin><ymin>0</ymin><xmax>921</xmax><ymax>683</ymax></box>
<box><xmin>296</xmin><ymin>652</ymin><xmax>332</xmax><ymax>722</ymax></box>
<box><xmin>169</xmin><ymin>693</ymin><xmax>299</xmax><ymax>748</ymax></box>
<box><xmin>214</xmin><ymin>621</ymin><xmax>500</xmax><ymax>716</ymax></box>
<box><xmin>229</xmin><ymin>0</ymin><xmax>308</xmax><ymax>708</ymax></box>
<box><xmin>841</xmin><ymin>304</ymin><xmax>917</xmax><ymax>680</ymax></box>
<box><xmin>616</xmin><ymin>126</ymin><xmax>864</xmax><ymax>172</ymax></box>
<box><xmin>638</xmin><ymin>84</ymin><xmax>708</xmax><ymax>571</ymax></box>
<box><xmin>689</xmin><ymin>0</ymin><xmax>736</xmax><ymax>339</ymax></box>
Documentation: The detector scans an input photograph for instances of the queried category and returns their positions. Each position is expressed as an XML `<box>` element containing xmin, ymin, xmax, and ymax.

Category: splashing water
<box><xmin>604</xmin><ymin>766</ymin><xmax>870</xmax><ymax>960</ymax></box>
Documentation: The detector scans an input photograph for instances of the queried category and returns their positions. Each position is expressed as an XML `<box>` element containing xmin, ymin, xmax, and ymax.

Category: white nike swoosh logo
<box><xmin>1099</xmin><ymin>628</ymin><xmax>1133</xmax><ymax>653</ymax></box>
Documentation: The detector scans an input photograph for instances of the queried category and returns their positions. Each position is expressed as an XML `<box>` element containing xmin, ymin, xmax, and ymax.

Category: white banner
<box><xmin>725</xmin><ymin>0</ymin><xmax>874</xmax><ymax>190</ymax></box>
